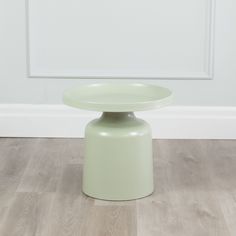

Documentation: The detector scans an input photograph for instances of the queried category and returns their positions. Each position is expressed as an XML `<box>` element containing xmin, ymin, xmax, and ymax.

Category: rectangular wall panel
<box><xmin>27</xmin><ymin>0</ymin><xmax>215</xmax><ymax>79</ymax></box>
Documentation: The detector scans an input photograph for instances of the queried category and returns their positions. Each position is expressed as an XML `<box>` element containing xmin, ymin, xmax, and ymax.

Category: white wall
<box><xmin>28</xmin><ymin>0</ymin><xmax>213</xmax><ymax>79</ymax></box>
<box><xmin>0</xmin><ymin>0</ymin><xmax>236</xmax><ymax>106</ymax></box>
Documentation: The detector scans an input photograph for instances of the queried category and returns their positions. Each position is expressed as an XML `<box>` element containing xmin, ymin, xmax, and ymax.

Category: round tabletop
<box><xmin>63</xmin><ymin>83</ymin><xmax>172</xmax><ymax>112</ymax></box>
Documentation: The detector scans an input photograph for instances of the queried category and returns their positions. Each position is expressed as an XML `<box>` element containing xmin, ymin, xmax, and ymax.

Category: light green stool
<box><xmin>63</xmin><ymin>83</ymin><xmax>172</xmax><ymax>200</ymax></box>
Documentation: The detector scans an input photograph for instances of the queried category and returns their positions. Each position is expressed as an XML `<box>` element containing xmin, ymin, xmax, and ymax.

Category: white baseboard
<box><xmin>0</xmin><ymin>104</ymin><xmax>235</xmax><ymax>139</ymax></box>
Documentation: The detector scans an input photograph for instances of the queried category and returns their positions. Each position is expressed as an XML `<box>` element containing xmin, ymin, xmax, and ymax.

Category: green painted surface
<box><xmin>83</xmin><ymin>112</ymin><xmax>154</xmax><ymax>200</ymax></box>
<box><xmin>63</xmin><ymin>83</ymin><xmax>172</xmax><ymax>112</ymax></box>
<box><xmin>63</xmin><ymin>83</ymin><xmax>172</xmax><ymax>200</ymax></box>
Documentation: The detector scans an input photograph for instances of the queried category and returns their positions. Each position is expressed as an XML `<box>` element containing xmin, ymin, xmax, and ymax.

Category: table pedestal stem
<box><xmin>83</xmin><ymin>112</ymin><xmax>154</xmax><ymax>200</ymax></box>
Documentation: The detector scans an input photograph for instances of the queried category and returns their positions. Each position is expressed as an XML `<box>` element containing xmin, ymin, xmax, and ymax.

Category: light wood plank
<box><xmin>206</xmin><ymin>140</ymin><xmax>236</xmax><ymax>236</ymax></box>
<box><xmin>137</xmin><ymin>140</ymin><xmax>230</xmax><ymax>236</ymax></box>
<box><xmin>0</xmin><ymin>138</ymin><xmax>235</xmax><ymax>236</ymax></box>
<box><xmin>0</xmin><ymin>138</ymin><xmax>39</xmax><ymax>223</ymax></box>
<box><xmin>0</xmin><ymin>193</ymin><xmax>53</xmax><ymax>236</ymax></box>
<box><xmin>17</xmin><ymin>139</ymin><xmax>68</xmax><ymax>193</ymax></box>
<box><xmin>39</xmin><ymin>164</ymin><xmax>93</xmax><ymax>236</ymax></box>
<box><xmin>56</xmin><ymin>164</ymin><xmax>83</xmax><ymax>195</ymax></box>
<box><xmin>65</xmin><ymin>138</ymin><xmax>84</xmax><ymax>165</ymax></box>
<box><xmin>216</xmin><ymin>191</ymin><xmax>236</xmax><ymax>236</ymax></box>
<box><xmin>80</xmin><ymin>205</ymin><xmax>137</xmax><ymax>236</ymax></box>
<box><xmin>206</xmin><ymin>140</ymin><xmax>236</xmax><ymax>191</ymax></box>
<box><xmin>43</xmin><ymin>195</ymin><xmax>93</xmax><ymax>236</ymax></box>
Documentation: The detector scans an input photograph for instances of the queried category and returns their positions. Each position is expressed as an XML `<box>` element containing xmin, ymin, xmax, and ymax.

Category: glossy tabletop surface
<box><xmin>63</xmin><ymin>83</ymin><xmax>172</xmax><ymax>112</ymax></box>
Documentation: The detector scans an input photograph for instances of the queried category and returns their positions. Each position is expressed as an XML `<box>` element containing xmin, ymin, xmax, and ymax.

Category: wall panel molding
<box><xmin>26</xmin><ymin>0</ymin><xmax>216</xmax><ymax>80</ymax></box>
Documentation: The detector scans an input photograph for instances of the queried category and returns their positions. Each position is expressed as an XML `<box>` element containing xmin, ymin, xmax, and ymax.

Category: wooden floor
<box><xmin>0</xmin><ymin>138</ymin><xmax>235</xmax><ymax>236</ymax></box>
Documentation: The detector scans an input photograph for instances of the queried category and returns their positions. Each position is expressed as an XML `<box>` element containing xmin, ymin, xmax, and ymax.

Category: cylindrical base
<box><xmin>83</xmin><ymin>112</ymin><xmax>154</xmax><ymax>200</ymax></box>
